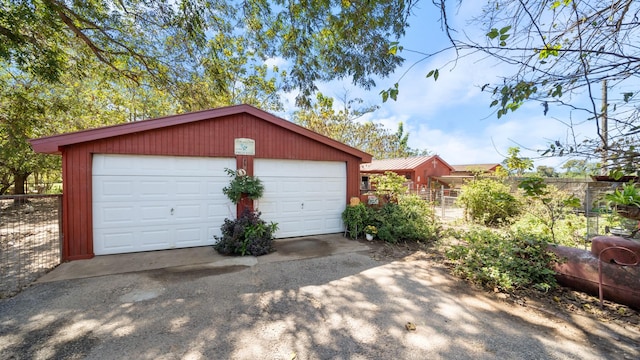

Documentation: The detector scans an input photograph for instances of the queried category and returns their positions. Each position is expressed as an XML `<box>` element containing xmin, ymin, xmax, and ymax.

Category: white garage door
<box><xmin>92</xmin><ymin>154</ymin><xmax>235</xmax><ymax>255</ymax></box>
<box><xmin>255</xmin><ymin>159</ymin><xmax>346</xmax><ymax>238</ymax></box>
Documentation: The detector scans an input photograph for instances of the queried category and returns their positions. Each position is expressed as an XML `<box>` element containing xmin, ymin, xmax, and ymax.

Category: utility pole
<box><xmin>601</xmin><ymin>80</ymin><xmax>608</xmax><ymax>175</ymax></box>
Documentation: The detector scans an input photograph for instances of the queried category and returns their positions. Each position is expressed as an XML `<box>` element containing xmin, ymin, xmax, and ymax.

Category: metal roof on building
<box><xmin>360</xmin><ymin>156</ymin><xmax>452</xmax><ymax>171</ymax></box>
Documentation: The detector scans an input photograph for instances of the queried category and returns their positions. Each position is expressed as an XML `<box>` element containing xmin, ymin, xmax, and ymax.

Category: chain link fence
<box><xmin>1</xmin><ymin>195</ymin><xmax>62</xmax><ymax>298</ymax></box>
<box><xmin>431</xmin><ymin>178</ymin><xmax>634</xmax><ymax>240</ymax></box>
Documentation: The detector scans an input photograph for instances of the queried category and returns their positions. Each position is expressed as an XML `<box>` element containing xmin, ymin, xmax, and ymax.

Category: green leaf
<box><xmin>388</xmin><ymin>42</ymin><xmax>399</xmax><ymax>55</ymax></box>
<box><xmin>499</xmin><ymin>26</ymin><xmax>512</xmax><ymax>34</ymax></box>
<box><xmin>563</xmin><ymin>196</ymin><xmax>582</xmax><ymax>208</ymax></box>
<box><xmin>380</xmin><ymin>89</ymin><xmax>389</xmax><ymax>102</ymax></box>
<box><xmin>609</xmin><ymin>169</ymin><xmax>626</xmax><ymax>181</ymax></box>
<box><xmin>380</xmin><ymin>83</ymin><xmax>399</xmax><ymax>102</ymax></box>
<box><xmin>426</xmin><ymin>69</ymin><xmax>439</xmax><ymax>81</ymax></box>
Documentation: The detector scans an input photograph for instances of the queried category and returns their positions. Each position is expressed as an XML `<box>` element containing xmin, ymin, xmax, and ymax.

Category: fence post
<box><xmin>441</xmin><ymin>185</ymin><xmax>445</xmax><ymax>218</ymax></box>
<box><xmin>57</xmin><ymin>194</ymin><xmax>63</xmax><ymax>263</ymax></box>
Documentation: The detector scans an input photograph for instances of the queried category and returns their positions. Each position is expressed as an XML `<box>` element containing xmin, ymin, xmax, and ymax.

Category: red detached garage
<box><xmin>30</xmin><ymin>105</ymin><xmax>372</xmax><ymax>261</ymax></box>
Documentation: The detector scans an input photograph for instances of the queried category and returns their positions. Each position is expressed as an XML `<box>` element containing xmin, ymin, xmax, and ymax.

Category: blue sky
<box><xmin>274</xmin><ymin>2</ymin><xmax>598</xmax><ymax>169</ymax></box>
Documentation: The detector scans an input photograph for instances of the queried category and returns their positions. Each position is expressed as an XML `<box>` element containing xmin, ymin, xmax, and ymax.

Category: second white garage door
<box><xmin>92</xmin><ymin>154</ymin><xmax>235</xmax><ymax>255</ymax></box>
<box><xmin>255</xmin><ymin>159</ymin><xmax>346</xmax><ymax>238</ymax></box>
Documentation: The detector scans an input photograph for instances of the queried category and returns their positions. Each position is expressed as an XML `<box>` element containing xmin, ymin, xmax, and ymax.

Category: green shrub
<box><xmin>369</xmin><ymin>171</ymin><xmax>408</xmax><ymax>202</ymax></box>
<box><xmin>374</xmin><ymin>194</ymin><xmax>440</xmax><ymax>243</ymax></box>
<box><xmin>214</xmin><ymin>209</ymin><xmax>278</xmax><ymax>256</ymax></box>
<box><xmin>510</xmin><ymin>185</ymin><xmax>587</xmax><ymax>248</ymax></box>
<box><xmin>342</xmin><ymin>195</ymin><xmax>439</xmax><ymax>243</ymax></box>
<box><xmin>342</xmin><ymin>203</ymin><xmax>373</xmax><ymax>239</ymax></box>
<box><xmin>457</xmin><ymin>178</ymin><xmax>521</xmax><ymax>226</ymax></box>
<box><xmin>518</xmin><ymin>178</ymin><xmax>583</xmax><ymax>244</ymax></box>
<box><xmin>446</xmin><ymin>228</ymin><xmax>557</xmax><ymax>292</ymax></box>
<box><xmin>604</xmin><ymin>181</ymin><xmax>640</xmax><ymax>207</ymax></box>
<box><xmin>510</xmin><ymin>203</ymin><xmax>587</xmax><ymax>248</ymax></box>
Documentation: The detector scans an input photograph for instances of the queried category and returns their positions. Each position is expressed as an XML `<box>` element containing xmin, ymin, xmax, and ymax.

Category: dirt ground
<box><xmin>0</xmin><ymin>197</ymin><xmax>61</xmax><ymax>298</ymax></box>
<box><xmin>2</xmin><ymin>235</ymin><xmax>638</xmax><ymax>359</ymax></box>
<box><xmin>365</xmin><ymin>239</ymin><xmax>640</xmax><ymax>334</ymax></box>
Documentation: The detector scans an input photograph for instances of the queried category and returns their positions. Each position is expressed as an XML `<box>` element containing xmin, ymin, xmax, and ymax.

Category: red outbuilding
<box><xmin>30</xmin><ymin>105</ymin><xmax>372</xmax><ymax>261</ymax></box>
<box><xmin>359</xmin><ymin>155</ymin><xmax>454</xmax><ymax>192</ymax></box>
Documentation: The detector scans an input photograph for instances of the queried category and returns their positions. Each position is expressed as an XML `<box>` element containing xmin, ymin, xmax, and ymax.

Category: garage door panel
<box><xmin>207</xmin><ymin>203</ymin><xmax>233</xmax><ymax>219</ymax></box>
<box><xmin>280</xmin><ymin>200</ymin><xmax>303</xmax><ymax>214</ymax></box>
<box><xmin>97</xmin><ymin>231</ymin><xmax>135</xmax><ymax>252</ymax></box>
<box><xmin>140</xmin><ymin>205</ymin><xmax>171</xmax><ymax>222</ymax></box>
<box><xmin>96</xmin><ymin>180</ymin><xmax>134</xmax><ymax>201</ymax></box>
<box><xmin>207</xmin><ymin>179</ymin><xmax>228</xmax><ymax>193</ymax></box>
<box><xmin>282</xmin><ymin>180</ymin><xmax>304</xmax><ymax>193</ymax></box>
<box><xmin>174</xmin><ymin>227</ymin><xmax>205</xmax><ymax>246</ymax></box>
<box><xmin>173</xmin><ymin>204</ymin><xmax>203</xmax><ymax>222</ymax></box>
<box><xmin>140</xmin><ymin>230</ymin><xmax>171</xmax><ymax>249</ymax></box>
<box><xmin>93</xmin><ymin>154</ymin><xmax>233</xmax><ymax>255</ymax></box>
<box><xmin>174</xmin><ymin>157</ymin><xmax>205</xmax><ymax>172</ymax></box>
<box><xmin>176</xmin><ymin>180</ymin><xmax>203</xmax><ymax>196</ymax></box>
<box><xmin>95</xmin><ymin>206</ymin><xmax>136</xmax><ymax>227</ymax></box>
<box><xmin>139</xmin><ymin>181</ymin><xmax>172</xmax><ymax>198</ymax></box>
<box><xmin>275</xmin><ymin>220</ymin><xmax>305</xmax><ymax>238</ymax></box>
<box><xmin>255</xmin><ymin>159</ymin><xmax>346</xmax><ymax>238</ymax></box>
<box><xmin>303</xmin><ymin>199</ymin><xmax>324</xmax><ymax>211</ymax></box>
<box><xmin>324</xmin><ymin>217</ymin><xmax>343</xmax><ymax>230</ymax></box>
<box><xmin>95</xmin><ymin>154</ymin><xmax>236</xmax><ymax>177</ymax></box>
<box><xmin>323</xmin><ymin>179</ymin><xmax>344</xmax><ymax>192</ymax></box>
<box><xmin>255</xmin><ymin>159</ymin><xmax>300</xmax><ymax>176</ymax></box>
<box><xmin>255</xmin><ymin>200</ymin><xmax>277</xmax><ymax>215</ymax></box>
<box><xmin>325</xmin><ymin>198</ymin><xmax>345</xmax><ymax>210</ymax></box>
<box><xmin>303</xmin><ymin>219</ymin><xmax>323</xmax><ymax>233</ymax></box>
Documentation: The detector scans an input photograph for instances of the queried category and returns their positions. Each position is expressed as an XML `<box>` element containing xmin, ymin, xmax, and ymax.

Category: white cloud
<box><xmin>264</xmin><ymin>56</ymin><xmax>288</xmax><ymax>68</ymax></box>
<box><xmin>271</xmin><ymin>2</ymin><xmax>603</xmax><ymax>171</ymax></box>
<box><xmin>402</xmin><ymin>111</ymin><xmax>597</xmax><ymax>169</ymax></box>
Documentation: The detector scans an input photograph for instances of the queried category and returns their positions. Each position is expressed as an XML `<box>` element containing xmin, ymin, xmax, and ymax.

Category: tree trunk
<box><xmin>12</xmin><ymin>172</ymin><xmax>31</xmax><ymax>205</ymax></box>
<box><xmin>14</xmin><ymin>172</ymin><xmax>28</xmax><ymax>195</ymax></box>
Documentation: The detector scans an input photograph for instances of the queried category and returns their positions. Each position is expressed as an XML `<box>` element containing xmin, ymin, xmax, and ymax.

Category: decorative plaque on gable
<box><xmin>234</xmin><ymin>138</ymin><xmax>255</xmax><ymax>155</ymax></box>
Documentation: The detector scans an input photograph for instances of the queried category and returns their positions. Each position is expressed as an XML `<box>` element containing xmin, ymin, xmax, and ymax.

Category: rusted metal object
<box><xmin>550</xmin><ymin>237</ymin><xmax>640</xmax><ymax>310</ymax></box>
<box><xmin>598</xmin><ymin>246</ymin><xmax>639</xmax><ymax>308</ymax></box>
<box><xmin>591</xmin><ymin>236</ymin><xmax>640</xmax><ymax>263</ymax></box>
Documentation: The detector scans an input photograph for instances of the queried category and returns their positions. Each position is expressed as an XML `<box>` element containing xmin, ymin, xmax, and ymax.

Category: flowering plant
<box><xmin>364</xmin><ymin>225</ymin><xmax>378</xmax><ymax>235</ymax></box>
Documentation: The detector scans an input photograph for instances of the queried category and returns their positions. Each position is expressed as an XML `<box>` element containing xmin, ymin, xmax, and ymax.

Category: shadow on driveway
<box><xmin>2</xmin><ymin>236</ymin><xmax>639</xmax><ymax>359</ymax></box>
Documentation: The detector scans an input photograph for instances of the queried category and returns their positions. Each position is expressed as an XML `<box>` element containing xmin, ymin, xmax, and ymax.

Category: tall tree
<box><xmin>1</xmin><ymin>0</ymin><xmax>416</xmax><ymax>106</ymax></box>
<box><xmin>536</xmin><ymin>165</ymin><xmax>558</xmax><ymax>178</ymax></box>
<box><xmin>0</xmin><ymin>73</ymin><xmax>59</xmax><ymax>194</ymax></box>
<box><xmin>385</xmin><ymin>122</ymin><xmax>429</xmax><ymax>158</ymax></box>
<box><xmin>503</xmin><ymin>147</ymin><xmax>534</xmax><ymax>176</ymax></box>
<box><xmin>560</xmin><ymin>159</ymin><xmax>598</xmax><ymax>178</ymax></box>
<box><xmin>293</xmin><ymin>93</ymin><xmax>428</xmax><ymax>159</ymax></box>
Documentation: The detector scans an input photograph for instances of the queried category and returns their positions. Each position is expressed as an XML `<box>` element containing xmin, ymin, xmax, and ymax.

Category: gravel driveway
<box><xmin>1</xmin><ymin>243</ymin><xmax>638</xmax><ymax>359</ymax></box>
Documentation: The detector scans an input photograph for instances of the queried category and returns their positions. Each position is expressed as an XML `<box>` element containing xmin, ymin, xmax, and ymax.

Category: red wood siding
<box><xmin>419</xmin><ymin>158</ymin><xmax>451</xmax><ymax>179</ymax></box>
<box><xmin>60</xmin><ymin>113</ymin><xmax>362</xmax><ymax>260</ymax></box>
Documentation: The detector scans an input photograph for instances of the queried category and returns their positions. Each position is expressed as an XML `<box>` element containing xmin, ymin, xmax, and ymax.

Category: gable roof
<box><xmin>30</xmin><ymin>104</ymin><xmax>372</xmax><ymax>162</ymax></box>
<box><xmin>360</xmin><ymin>155</ymin><xmax>454</xmax><ymax>172</ymax></box>
<box><xmin>451</xmin><ymin>163</ymin><xmax>501</xmax><ymax>172</ymax></box>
